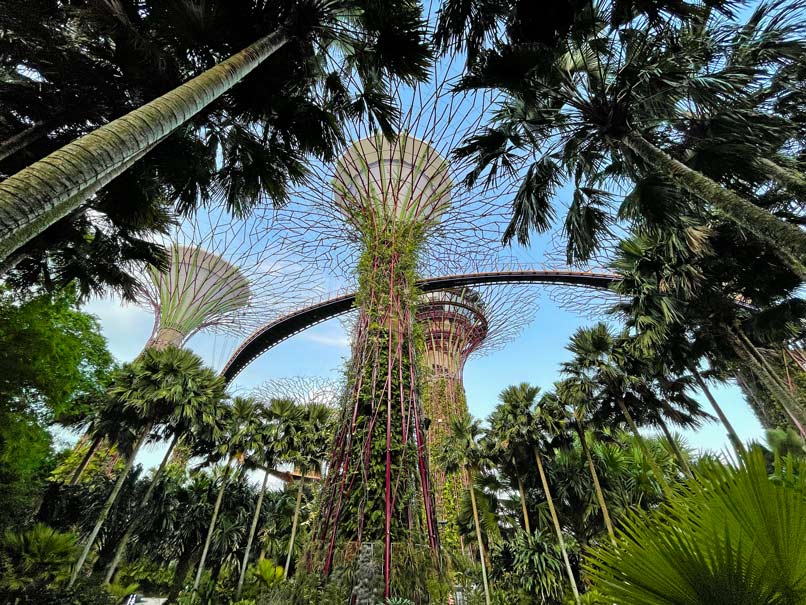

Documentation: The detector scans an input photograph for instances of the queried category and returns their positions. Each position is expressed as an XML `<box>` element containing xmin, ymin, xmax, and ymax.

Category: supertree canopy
<box><xmin>134</xmin><ymin>207</ymin><xmax>311</xmax><ymax>354</ymax></box>
<box><xmin>416</xmin><ymin>285</ymin><xmax>537</xmax><ymax>550</ymax></box>
<box><xmin>143</xmin><ymin>245</ymin><xmax>250</xmax><ymax>348</ymax></box>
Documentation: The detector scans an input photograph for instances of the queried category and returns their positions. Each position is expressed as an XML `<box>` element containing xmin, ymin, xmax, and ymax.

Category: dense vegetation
<box><xmin>1</xmin><ymin>0</ymin><xmax>806</xmax><ymax>603</ymax></box>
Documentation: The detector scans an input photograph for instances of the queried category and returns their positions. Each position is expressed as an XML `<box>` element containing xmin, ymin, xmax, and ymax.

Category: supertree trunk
<box><xmin>316</xmin><ymin>221</ymin><xmax>439</xmax><ymax>598</ymax></box>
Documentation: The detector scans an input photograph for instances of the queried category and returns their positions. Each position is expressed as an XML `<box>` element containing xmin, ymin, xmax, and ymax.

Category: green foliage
<box><xmin>0</xmin><ymin>523</ymin><xmax>78</xmax><ymax>589</ymax></box>
<box><xmin>0</xmin><ymin>286</ymin><xmax>114</xmax><ymax>530</ymax></box>
<box><xmin>250</xmin><ymin>559</ymin><xmax>284</xmax><ymax>589</ymax></box>
<box><xmin>0</xmin><ymin>285</ymin><xmax>114</xmax><ymax>421</ymax></box>
<box><xmin>586</xmin><ymin>449</ymin><xmax>806</xmax><ymax>604</ymax></box>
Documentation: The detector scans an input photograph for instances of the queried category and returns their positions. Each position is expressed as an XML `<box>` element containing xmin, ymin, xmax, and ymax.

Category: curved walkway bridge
<box><xmin>222</xmin><ymin>269</ymin><xmax>619</xmax><ymax>382</ymax></box>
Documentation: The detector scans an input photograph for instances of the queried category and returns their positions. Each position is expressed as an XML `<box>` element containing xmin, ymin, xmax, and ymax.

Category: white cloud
<box><xmin>301</xmin><ymin>331</ymin><xmax>351</xmax><ymax>349</ymax></box>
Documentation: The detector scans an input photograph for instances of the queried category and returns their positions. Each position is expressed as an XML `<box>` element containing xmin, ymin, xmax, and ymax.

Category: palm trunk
<box><xmin>533</xmin><ymin>447</ymin><xmax>580</xmax><ymax>605</ymax></box>
<box><xmin>728</xmin><ymin>329</ymin><xmax>806</xmax><ymax>438</ymax></box>
<box><xmin>166</xmin><ymin>548</ymin><xmax>199</xmax><ymax>605</ymax></box>
<box><xmin>691</xmin><ymin>369</ymin><xmax>746</xmax><ymax>455</ymax></box>
<box><xmin>104</xmin><ymin>433</ymin><xmax>180</xmax><ymax>583</ymax></box>
<box><xmin>235</xmin><ymin>470</ymin><xmax>270</xmax><ymax>600</ymax></box>
<box><xmin>756</xmin><ymin>158</ymin><xmax>806</xmax><ymax>198</ymax></box>
<box><xmin>69</xmin><ymin>423</ymin><xmax>150</xmax><ymax>587</ymax></box>
<box><xmin>0</xmin><ymin>31</ymin><xmax>288</xmax><ymax>264</ymax></box>
<box><xmin>622</xmin><ymin>131</ymin><xmax>806</xmax><ymax>277</ymax></box>
<box><xmin>656</xmin><ymin>416</ymin><xmax>693</xmax><ymax>478</ymax></box>
<box><xmin>0</xmin><ymin>121</ymin><xmax>49</xmax><ymax>163</ymax></box>
<box><xmin>467</xmin><ymin>470</ymin><xmax>491</xmax><ymax>605</ymax></box>
<box><xmin>615</xmin><ymin>399</ymin><xmax>673</xmax><ymax>499</ymax></box>
<box><xmin>192</xmin><ymin>458</ymin><xmax>232</xmax><ymax>596</ymax></box>
<box><xmin>738</xmin><ymin>331</ymin><xmax>792</xmax><ymax>394</ymax></box>
<box><xmin>574</xmin><ymin>422</ymin><xmax>615</xmax><ymax>545</ymax></box>
<box><xmin>70</xmin><ymin>435</ymin><xmax>103</xmax><ymax>485</ymax></box>
<box><xmin>516</xmin><ymin>473</ymin><xmax>531</xmax><ymax>534</ymax></box>
<box><xmin>283</xmin><ymin>476</ymin><xmax>305</xmax><ymax>579</ymax></box>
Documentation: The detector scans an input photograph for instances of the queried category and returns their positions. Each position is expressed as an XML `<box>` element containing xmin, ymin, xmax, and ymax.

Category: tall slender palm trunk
<box><xmin>69</xmin><ymin>435</ymin><xmax>103</xmax><ymax>485</ymax></box>
<box><xmin>533</xmin><ymin>447</ymin><xmax>580</xmax><ymax>604</ymax></box>
<box><xmin>104</xmin><ymin>434</ymin><xmax>180</xmax><ymax>583</ymax></box>
<box><xmin>0</xmin><ymin>31</ymin><xmax>288</xmax><ymax>264</ymax></box>
<box><xmin>622</xmin><ymin>132</ymin><xmax>806</xmax><ymax>278</ymax></box>
<box><xmin>692</xmin><ymin>368</ymin><xmax>746</xmax><ymax>455</ymax></box>
<box><xmin>235</xmin><ymin>470</ymin><xmax>270</xmax><ymax>600</ymax></box>
<box><xmin>283</xmin><ymin>476</ymin><xmax>305</xmax><ymax>579</ymax></box>
<box><xmin>468</xmin><ymin>470</ymin><xmax>491</xmax><ymax>605</ymax></box>
<box><xmin>656</xmin><ymin>416</ymin><xmax>693</xmax><ymax>478</ymax></box>
<box><xmin>516</xmin><ymin>473</ymin><xmax>531</xmax><ymax>534</ymax></box>
<box><xmin>574</xmin><ymin>422</ymin><xmax>615</xmax><ymax>545</ymax></box>
<box><xmin>615</xmin><ymin>399</ymin><xmax>673</xmax><ymax>499</ymax></box>
<box><xmin>69</xmin><ymin>423</ymin><xmax>151</xmax><ymax>587</ymax></box>
<box><xmin>756</xmin><ymin>158</ymin><xmax>806</xmax><ymax>198</ymax></box>
<box><xmin>192</xmin><ymin>458</ymin><xmax>233</xmax><ymax>597</ymax></box>
<box><xmin>728</xmin><ymin>329</ymin><xmax>806</xmax><ymax>438</ymax></box>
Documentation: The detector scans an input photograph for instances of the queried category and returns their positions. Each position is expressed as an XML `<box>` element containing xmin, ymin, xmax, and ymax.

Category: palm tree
<box><xmin>527</xmin><ymin>387</ymin><xmax>582</xmax><ymax>604</ymax></box>
<box><xmin>234</xmin><ymin>403</ymin><xmax>280</xmax><ymax>601</ymax></box>
<box><xmin>553</xmin><ymin>379</ymin><xmax>616</xmax><ymax>546</ymax></box>
<box><xmin>191</xmin><ymin>396</ymin><xmax>262</xmax><ymax>598</ymax></box>
<box><xmin>439</xmin><ymin>414</ymin><xmax>492</xmax><ymax>605</ymax></box>
<box><xmin>563</xmin><ymin>325</ymin><xmax>679</xmax><ymax>499</ymax></box>
<box><xmin>103</xmin><ymin>364</ymin><xmax>227</xmax><ymax>583</ymax></box>
<box><xmin>0</xmin><ymin>0</ymin><xmax>432</xmax><ymax>266</ymax></box>
<box><xmin>610</xmin><ymin>191</ymin><xmax>806</xmax><ymax>440</ymax></box>
<box><xmin>487</xmin><ymin>390</ymin><xmax>533</xmax><ymax>534</ymax></box>
<box><xmin>586</xmin><ymin>449</ymin><xmax>806</xmax><ymax>604</ymax></box>
<box><xmin>70</xmin><ymin>346</ymin><xmax>223</xmax><ymax>586</ymax></box>
<box><xmin>450</xmin><ymin>2</ymin><xmax>806</xmax><ymax>276</ymax></box>
<box><xmin>283</xmin><ymin>401</ymin><xmax>333</xmax><ymax>579</ymax></box>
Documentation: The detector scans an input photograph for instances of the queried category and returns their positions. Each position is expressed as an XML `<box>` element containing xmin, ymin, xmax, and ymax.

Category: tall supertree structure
<box><xmin>314</xmin><ymin>131</ymin><xmax>452</xmax><ymax>597</ymax></box>
<box><xmin>249</xmin><ymin>50</ymin><xmax>604</xmax><ymax>596</ymax></box>
<box><xmin>416</xmin><ymin>285</ymin><xmax>536</xmax><ymax>548</ymax></box>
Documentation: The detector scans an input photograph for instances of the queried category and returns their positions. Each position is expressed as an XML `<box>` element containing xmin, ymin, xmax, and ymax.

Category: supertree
<box><xmin>65</xmin><ymin>208</ymin><xmax>311</xmax><ymax>483</ymax></box>
<box><xmin>133</xmin><ymin>206</ymin><xmax>311</xmax><ymax>354</ymax></box>
<box><xmin>247</xmin><ymin>51</ymin><xmax>606</xmax><ymax>597</ymax></box>
<box><xmin>416</xmin><ymin>284</ymin><xmax>537</xmax><ymax>550</ymax></box>
<box><xmin>312</xmin><ymin>131</ymin><xmax>453</xmax><ymax>598</ymax></box>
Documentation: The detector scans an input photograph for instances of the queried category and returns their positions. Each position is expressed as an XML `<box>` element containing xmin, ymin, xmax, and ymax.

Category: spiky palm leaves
<box><xmin>70</xmin><ymin>346</ymin><xmax>226</xmax><ymax>587</ymax></box>
<box><xmin>449</xmin><ymin>1</ymin><xmax>806</xmax><ymax>275</ymax></box>
<box><xmin>586</xmin><ymin>449</ymin><xmax>806</xmax><ymax>604</ymax></box>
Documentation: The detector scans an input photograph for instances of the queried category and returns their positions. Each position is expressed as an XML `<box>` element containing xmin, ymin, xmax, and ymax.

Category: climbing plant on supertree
<box><xmin>314</xmin><ymin>133</ymin><xmax>449</xmax><ymax>599</ymax></box>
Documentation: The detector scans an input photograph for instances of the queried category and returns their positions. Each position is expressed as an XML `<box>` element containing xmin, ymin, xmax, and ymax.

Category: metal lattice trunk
<box><xmin>315</xmin><ymin>134</ymin><xmax>448</xmax><ymax>598</ymax></box>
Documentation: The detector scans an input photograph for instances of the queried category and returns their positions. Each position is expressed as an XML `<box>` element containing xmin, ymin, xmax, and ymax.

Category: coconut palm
<box><xmin>0</xmin><ymin>0</ymin><xmax>432</xmax><ymax>266</ymax></box>
<box><xmin>439</xmin><ymin>414</ymin><xmax>492</xmax><ymax>605</ymax></box>
<box><xmin>451</xmin><ymin>1</ymin><xmax>806</xmax><ymax>276</ymax></box>
<box><xmin>585</xmin><ymin>449</ymin><xmax>806</xmax><ymax>604</ymax></box>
